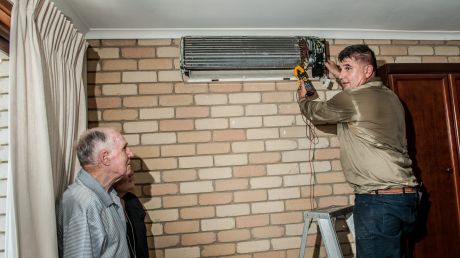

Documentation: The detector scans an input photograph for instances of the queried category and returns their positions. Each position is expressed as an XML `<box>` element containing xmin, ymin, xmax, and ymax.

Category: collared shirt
<box><xmin>299</xmin><ymin>79</ymin><xmax>418</xmax><ymax>193</ymax></box>
<box><xmin>58</xmin><ymin>169</ymin><xmax>129</xmax><ymax>258</ymax></box>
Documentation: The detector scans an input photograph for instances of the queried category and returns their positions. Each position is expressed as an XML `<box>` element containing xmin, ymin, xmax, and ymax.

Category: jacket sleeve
<box><xmin>298</xmin><ymin>91</ymin><xmax>357</xmax><ymax>124</ymax></box>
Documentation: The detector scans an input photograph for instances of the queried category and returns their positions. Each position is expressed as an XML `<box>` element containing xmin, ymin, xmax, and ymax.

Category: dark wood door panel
<box><xmin>390</xmin><ymin>74</ymin><xmax>460</xmax><ymax>258</ymax></box>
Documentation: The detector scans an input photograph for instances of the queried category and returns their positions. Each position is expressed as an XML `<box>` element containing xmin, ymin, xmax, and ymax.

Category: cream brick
<box><xmin>162</xmin><ymin>169</ymin><xmax>197</xmax><ymax>182</ymax></box>
<box><xmin>165</xmin><ymin>247</ymin><xmax>200</xmax><ymax>258</ymax></box>
<box><xmin>103</xmin><ymin>109</ymin><xmax>138</xmax><ymax>121</ymax></box>
<box><xmin>218</xmin><ymin>229</ymin><xmax>251</xmax><ymax>242</ymax></box>
<box><xmin>215</xmin><ymin>154</ymin><xmax>248</xmax><ymax>166</ymax></box>
<box><xmin>262</xmin><ymin>92</ymin><xmax>294</xmax><ymax>103</ymax></box>
<box><xmin>272</xmin><ymin>237</ymin><xmax>301</xmax><ymax>250</ymax></box>
<box><xmin>123</xmin><ymin>121</ymin><xmax>158</xmax><ymax>133</ymax></box>
<box><xmin>195</xmin><ymin>94</ymin><xmax>228</xmax><ymax>105</ymax></box>
<box><xmin>266</xmin><ymin>139</ymin><xmax>297</xmax><ymax>151</ymax></box>
<box><xmin>318</xmin><ymin>196</ymin><xmax>349</xmax><ymax>208</ymax></box>
<box><xmin>154</xmin><ymin>235</ymin><xmax>180</xmax><ymax>248</ymax></box>
<box><xmin>250</xmin><ymin>176</ymin><xmax>282</xmax><ymax>189</ymax></box>
<box><xmin>233</xmin><ymin>165</ymin><xmax>266</xmax><ymax>178</ymax></box>
<box><xmin>141</xmin><ymin>132</ymin><xmax>176</xmax><ymax>144</ymax></box>
<box><xmin>280</xmin><ymin>126</ymin><xmax>307</xmax><ymax>138</ymax></box>
<box><xmin>199</xmin><ymin>192</ymin><xmax>233</xmax><ymax>205</ymax></box>
<box><xmin>122</xmin><ymin>47</ymin><xmax>155</xmax><ymax>58</ymax></box>
<box><xmin>149</xmin><ymin>209</ymin><xmax>179</xmax><ymax>222</ymax></box>
<box><xmin>229</xmin><ymin>93</ymin><xmax>261</xmax><ymax>104</ymax></box>
<box><xmin>160</xmin><ymin>119</ymin><xmax>194</xmax><ymax>131</ymax></box>
<box><xmin>102</xmin><ymin>59</ymin><xmax>137</xmax><ymax>71</ymax></box>
<box><xmin>88</xmin><ymin>72</ymin><xmax>121</xmax><ymax>84</ymax></box>
<box><xmin>408</xmin><ymin>46</ymin><xmax>434</xmax><ymax>55</ymax></box>
<box><xmin>180</xmin><ymin>181</ymin><xmax>214</xmax><ymax>193</ymax></box>
<box><xmin>211</xmin><ymin>105</ymin><xmax>244</xmax><ymax>117</ymax></box>
<box><xmin>159</xmin><ymin>95</ymin><xmax>194</xmax><ymax>106</ymax></box>
<box><xmin>163</xmin><ymin>194</ymin><xmax>197</xmax><ymax>208</ymax></box>
<box><xmin>434</xmin><ymin>46</ymin><xmax>460</xmax><ymax>55</ymax></box>
<box><xmin>178</xmin><ymin>131</ymin><xmax>212</xmax><ymax>143</ymax></box>
<box><xmin>237</xmin><ymin>240</ymin><xmax>270</xmax><ymax>253</ymax></box>
<box><xmin>270</xmin><ymin>211</ymin><xmax>303</xmax><ymax>224</ymax></box>
<box><xmin>179</xmin><ymin>156</ymin><xmax>213</xmax><ymax>168</ymax></box>
<box><xmin>236</xmin><ymin>214</ymin><xmax>269</xmax><ymax>228</ymax></box>
<box><xmin>201</xmin><ymin>218</ymin><xmax>235</xmax><ymax>231</ymax></box>
<box><xmin>157</xmin><ymin>46</ymin><xmax>180</xmax><ymax>57</ymax></box>
<box><xmin>299</xmin><ymin>161</ymin><xmax>331</xmax><ymax>173</ymax></box>
<box><xmin>395</xmin><ymin>56</ymin><xmax>422</xmax><ymax>63</ymax></box>
<box><xmin>380</xmin><ymin>46</ymin><xmax>408</xmax><ymax>55</ymax></box>
<box><xmin>195</xmin><ymin>118</ymin><xmax>228</xmax><ymax>130</ymax></box>
<box><xmin>215</xmin><ymin>178</ymin><xmax>249</xmax><ymax>191</ymax></box>
<box><xmin>176</xmin><ymin>106</ymin><xmax>209</xmax><ymax>118</ymax></box>
<box><xmin>251</xmin><ymin>201</ymin><xmax>284</xmax><ymax>214</ymax></box>
<box><xmin>87</xmin><ymin>47</ymin><xmax>119</xmax><ymax>59</ymax></box>
<box><xmin>138</xmin><ymin>39</ymin><xmax>172</xmax><ymax>46</ymax></box>
<box><xmin>252</xmin><ymin>226</ymin><xmax>284</xmax><ymax>239</ymax></box>
<box><xmin>122</xmin><ymin>134</ymin><xmax>139</xmax><ymax>145</ymax></box>
<box><xmin>298</xmin><ymin>137</ymin><xmax>329</xmax><ymax>149</ymax></box>
<box><xmin>301</xmin><ymin>185</ymin><xmax>333</xmax><ymax>198</ymax></box>
<box><xmin>197</xmin><ymin>142</ymin><xmax>231</xmax><ymax>155</ymax></box>
<box><xmin>158</xmin><ymin>70</ymin><xmax>182</xmax><ymax>82</ymax></box>
<box><xmin>264</xmin><ymin>115</ymin><xmax>296</xmax><ymax>127</ymax></box>
<box><xmin>181</xmin><ymin>232</ymin><xmax>216</xmax><ymax>246</ymax></box>
<box><xmin>248</xmin><ymin>152</ymin><xmax>281</xmax><ymax>164</ymax></box>
<box><xmin>278</xmin><ymin>103</ymin><xmax>299</xmax><ymax>114</ymax></box>
<box><xmin>161</xmin><ymin>144</ymin><xmax>195</xmax><ymax>157</ymax></box>
<box><xmin>268</xmin><ymin>187</ymin><xmax>300</xmax><ymax>200</ymax></box>
<box><xmin>230</xmin><ymin>117</ymin><xmax>262</xmax><ymax>128</ymax></box>
<box><xmin>122</xmin><ymin>71</ymin><xmax>157</xmax><ymax>83</ymax></box>
<box><xmin>243</xmin><ymin>82</ymin><xmax>276</xmax><ymax>91</ymax></box>
<box><xmin>246</xmin><ymin>128</ymin><xmax>279</xmax><ymax>139</ymax></box>
<box><xmin>139</xmin><ymin>83</ymin><xmax>174</xmax><ymax>94</ymax></box>
<box><xmin>245</xmin><ymin>104</ymin><xmax>278</xmax><ymax>116</ymax></box>
<box><xmin>333</xmin><ymin>183</ymin><xmax>354</xmax><ymax>194</ymax></box>
<box><xmin>140</xmin><ymin>197</ymin><xmax>161</xmax><ymax>209</ymax></box>
<box><xmin>201</xmin><ymin>243</ymin><xmax>236</xmax><ymax>257</ymax></box>
<box><xmin>213</xmin><ymin>129</ymin><xmax>246</xmax><ymax>141</ymax></box>
<box><xmin>102</xmin><ymin>84</ymin><xmax>138</xmax><ymax>95</ymax></box>
<box><xmin>88</xmin><ymin>97</ymin><xmax>121</xmax><ymax>109</ymax></box>
<box><xmin>140</xmin><ymin>107</ymin><xmax>174</xmax><ymax>119</ymax></box>
<box><xmin>284</xmin><ymin>174</ymin><xmax>313</xmax><ymax>186</ymax></box>
<box><xmin>234</xmin><ymin>190</ymin><xmax>267</xmax><ymax>203</ymax></box>
<box><xmin>123</xmin><ymin>96</ymin><xmax>158</xmax><ymax>108</ymax></box>
<box><xmin>285</xmin><ymin>222</ymin><xmax>304</xmax><ymax>236</ymax></box>
<box><xmin>176</xmin><ymin>83</ymin><xmax>208</xmax><ymax>93</ymax></box>
<box><xmin>181</xmin><ymin>207</ymin><xmax>215</xmax><ymax>219</ymax></box>
<box><xmin>139</xmin><ymin>59</ymin><xmax>173</xmax><ymax>70</ymax></box>
<box><xmin>232</xmin><ymin>141</ymin><xmax>265</xmax><ymax>153</ymax></box>
<box><xmin>216</xmin><ymin>204</ymin><xmax>250</xmax><ymax>217</ymax></box>
<box><xmin>209</xmin><ymin>83</ymin><xmax>242</xmax><ymax>92</ymax></box>
<box><xmin>282</xmin><ymin>150</ymin><xmax>311</xmax><ymax>162</ymax></box>
<box><xmin>422</xmin><ymin>56</ymin><xmax>448</xmax><ymax>63</ymax></box>
<box><xmin>164</xmin><ymin>220</ymin><xmax>199</xmax><ymax>234</ymax></box>
<box><xmin>334</xmin><ymin>39</ymin><xmax>364</xmax><ymax>44</ymax></box>
<box><xmin>143</xmin><ymin>158</ymin><xmax>177</xmax><ymax>170</ymax></box>
<box><xmin>315</xmin><ymin>172</ymin><xmax>346</xmax><ymax>183</ymax></box>
<box><xmin>199</xmin><ymin>167</ymin><xmax>232</xmax><ymax>179</ymax></box>
<box><xmin>365</xmin><ymin>39</ymin><xmax>392</xmax><ymax>44</ymax></box>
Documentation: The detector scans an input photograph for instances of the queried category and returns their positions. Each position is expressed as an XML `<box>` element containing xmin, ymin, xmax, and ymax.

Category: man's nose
<box><xmin>127</xmin><ymin>147</ymin><xmax>134</xmax><ymax>158</ymax></box>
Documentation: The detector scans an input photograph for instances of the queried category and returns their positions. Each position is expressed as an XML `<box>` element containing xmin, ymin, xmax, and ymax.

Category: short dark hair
<box><xmin>338</xmin><ymin>44</ymin><xmax>378</xmax><ymax>74</ymax></box>
<box><xmin>76</xmin><ymin>128</ymin><xmax>110</xmax><ymax>166</ymax></box>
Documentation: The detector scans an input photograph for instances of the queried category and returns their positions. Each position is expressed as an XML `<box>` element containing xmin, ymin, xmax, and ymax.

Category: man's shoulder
<box><xmin>61</xmin><ymin>181</ymin><xmax>103</xmax><ymax>210</ymax></box>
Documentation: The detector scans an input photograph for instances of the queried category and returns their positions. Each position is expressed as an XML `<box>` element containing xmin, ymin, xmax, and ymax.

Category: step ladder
<box><xmin>299</xmin><ymin>205</ymin><xmax>355</xmax><ymax>258</ymax></box>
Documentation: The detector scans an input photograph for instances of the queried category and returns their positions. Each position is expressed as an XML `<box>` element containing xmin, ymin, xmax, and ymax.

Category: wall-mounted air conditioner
<box><xmin>180</xmin><ymin>36</ymin><xmax>326</xmax><ymax>82</ymax></box>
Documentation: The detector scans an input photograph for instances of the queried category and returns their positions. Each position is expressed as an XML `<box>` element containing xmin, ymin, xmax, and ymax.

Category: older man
<box><xmin>58</xmin><ymin>127</ymin><xmax>134</xmax><ymax>258</ymax></box>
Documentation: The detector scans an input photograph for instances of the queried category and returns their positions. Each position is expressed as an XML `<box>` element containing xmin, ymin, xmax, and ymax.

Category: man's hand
<box><xmin>297</xmin><ymin>81</ymin><xmax>307</xmax><ymax>99</ymax></box>
<box><xmin>325</xmin><ymin>60</ymin><xmax>340</xmax><ymax>78</ymax></box>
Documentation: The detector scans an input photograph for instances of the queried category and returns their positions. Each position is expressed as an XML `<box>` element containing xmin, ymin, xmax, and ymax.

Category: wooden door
<box><xmin>389</xmin><ymin>74</ymin><xmax>460</xmax><ymax>258</ymax></box>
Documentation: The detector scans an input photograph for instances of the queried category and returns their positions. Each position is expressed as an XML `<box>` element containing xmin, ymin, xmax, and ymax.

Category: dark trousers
<box><xmin>354</xmin><ymin>193</ymin><xmax>418</xmax><ymax>258</ymax></box>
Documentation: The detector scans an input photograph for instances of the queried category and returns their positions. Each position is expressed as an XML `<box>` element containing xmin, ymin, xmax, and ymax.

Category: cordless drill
<box><xmin>293</xmin><ymin>65</ymin><xmax>315</xmax><ymax>97</ymax></box>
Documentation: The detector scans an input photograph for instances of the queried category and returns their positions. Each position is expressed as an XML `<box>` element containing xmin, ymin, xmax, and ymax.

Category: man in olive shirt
<box><xmin>297</xmin><ymin>45</ymin><xmax>418</xmax><ymax>258</ymax></box>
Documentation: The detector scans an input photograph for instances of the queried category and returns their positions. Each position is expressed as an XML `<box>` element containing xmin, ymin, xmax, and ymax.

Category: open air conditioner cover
<box><xmin>180</xmin><ymin>36</ymin><xmax>326</xmax><ymax>82</ymax></box>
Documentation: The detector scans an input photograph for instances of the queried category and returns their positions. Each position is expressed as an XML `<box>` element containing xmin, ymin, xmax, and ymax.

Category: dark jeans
<box><xmin>354</xmin><ymin>193</ymin><xmax>418</xmax><ymax>258</ymax></box>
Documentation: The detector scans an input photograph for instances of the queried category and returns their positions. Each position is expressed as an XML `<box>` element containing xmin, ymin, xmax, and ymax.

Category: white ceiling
<box><xmin>52</xmin><ymin>0</ymin><xmax>460</xmax><ymax>40</ymax></box>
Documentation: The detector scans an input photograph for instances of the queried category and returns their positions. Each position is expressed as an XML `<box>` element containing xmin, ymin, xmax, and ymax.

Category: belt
<box><xmin>370</xmin><ymin>187</ymin><xmax>417</xmax><ymax>194</ymax></box>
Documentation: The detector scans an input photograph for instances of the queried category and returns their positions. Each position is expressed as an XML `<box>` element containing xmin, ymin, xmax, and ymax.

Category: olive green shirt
<box><xmin>299</xmin><ymin>79</ymin><xmax>418</xmax><ymax>193</ymax></box>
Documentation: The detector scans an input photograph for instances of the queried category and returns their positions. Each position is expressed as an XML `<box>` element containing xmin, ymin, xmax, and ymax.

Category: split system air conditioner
<box><xmin>180</xmin><ymin>36</ymin><xmax>327</xmax><ymax>82</ymax></box>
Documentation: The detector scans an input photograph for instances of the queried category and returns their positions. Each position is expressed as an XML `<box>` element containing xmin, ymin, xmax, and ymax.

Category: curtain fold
<box><xmin>6</xmin><ymin>0</ymin><xmax>87</xmax><ymax>257</ymax></box>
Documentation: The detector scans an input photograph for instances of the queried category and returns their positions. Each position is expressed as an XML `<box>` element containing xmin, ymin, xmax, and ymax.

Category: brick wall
<box><xmin>87</xmin><ymin>38</ymin><xmax>460</xmax><ymax>258</ymax></box>
<box><xmin>0</xmin><ymin>51</ymin><xmax>9</xmax><ymax>258</ymax></box>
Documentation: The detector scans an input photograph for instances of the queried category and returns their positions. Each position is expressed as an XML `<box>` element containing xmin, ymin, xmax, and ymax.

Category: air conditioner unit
<box><xmin>180</xmin><ymin>36</ymin><xmax>326</xmax><ymax>82</ymax></box>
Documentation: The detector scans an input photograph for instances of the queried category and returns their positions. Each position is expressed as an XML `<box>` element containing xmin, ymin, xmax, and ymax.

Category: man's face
<box><xmin>114</xmin><ymin>164</ymin><xmax>135</xmax><ymax>194</ymax></box>
<box><xmin>338</xmin><ymin>57</ymin><xmax>373</xmax><ymax>89</ymax></box>
<box><xmin>108</xmin><ymin>131</ymin><xmax>134</xmax><ymax>179</ymax></box>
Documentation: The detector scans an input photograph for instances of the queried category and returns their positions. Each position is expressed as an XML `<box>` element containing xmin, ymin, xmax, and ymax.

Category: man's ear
<box><xmin>364</xmin><ymin>64</ymin><xmax>374</xmax><ymax>78</ymax></box>
<box><xmin>98</xmin><ymin>149</ymin><xmax>111</xmax><ymax>166</ymax></box>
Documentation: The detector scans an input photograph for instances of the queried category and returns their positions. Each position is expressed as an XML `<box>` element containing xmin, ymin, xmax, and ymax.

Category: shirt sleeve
<box><xmin>298</xmin><ymin>91</ymin><xmax>357</xmax><ymax>123</ymax></box>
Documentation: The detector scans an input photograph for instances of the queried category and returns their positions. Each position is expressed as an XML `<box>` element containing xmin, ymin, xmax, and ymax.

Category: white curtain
<box><xmin>6</xmin><ymin>0</ymin><xmax>87</xmax><ymax>257</ymax></box>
